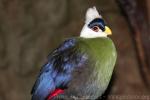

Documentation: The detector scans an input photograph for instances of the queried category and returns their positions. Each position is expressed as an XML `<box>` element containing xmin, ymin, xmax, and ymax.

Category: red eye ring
<box><xmin>92</xmin><ymin>26</ymin><xmax>100</xmax><ymax>32</ymax></box>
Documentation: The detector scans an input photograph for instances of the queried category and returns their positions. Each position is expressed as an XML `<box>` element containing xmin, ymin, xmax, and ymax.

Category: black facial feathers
<box><xmin>88</xmin><ymin>18</ymin><xmax>106</xmax><ymax>31</ymax></box>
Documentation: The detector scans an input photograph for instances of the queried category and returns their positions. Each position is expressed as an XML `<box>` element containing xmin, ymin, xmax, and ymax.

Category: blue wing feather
<box><xmin>31</xmin><ymin>38</ymin><xmax>83</xmax><ymax>100</ymax></box>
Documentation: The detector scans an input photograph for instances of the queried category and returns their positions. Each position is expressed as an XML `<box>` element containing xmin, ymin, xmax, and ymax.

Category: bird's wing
<box><xmin>31</xmin><ymin>38</ymin><xmax>88</xmax><ymax>100</ymax></box>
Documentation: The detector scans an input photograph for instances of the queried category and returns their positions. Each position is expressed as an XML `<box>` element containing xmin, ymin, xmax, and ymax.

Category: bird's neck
<box><xmin>80</xmin><ymin>25</ymin><xmax>107</xmax><ymax>38</ymax></box>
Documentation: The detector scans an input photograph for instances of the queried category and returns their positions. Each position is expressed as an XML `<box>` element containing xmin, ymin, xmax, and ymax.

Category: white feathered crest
<box><xmin>85</xmin><ymin>6</ymin><xmax>102</xmax><ymax>24</ymax></box>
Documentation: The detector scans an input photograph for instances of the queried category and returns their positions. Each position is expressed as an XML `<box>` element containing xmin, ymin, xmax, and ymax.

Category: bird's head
<box><xmin>80</xmin><ymin>7</ymin><xmax>112</xmax><ymax>38</ymax></box>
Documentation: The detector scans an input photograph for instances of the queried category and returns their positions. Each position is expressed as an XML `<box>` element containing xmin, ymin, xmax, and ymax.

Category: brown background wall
<box><xmin>0</xmin><ymin>0</ymin><xmax>149</xmax><ymax>100</ymax></box>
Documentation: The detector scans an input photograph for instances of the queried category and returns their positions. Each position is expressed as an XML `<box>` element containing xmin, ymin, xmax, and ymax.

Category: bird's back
<box><xmin>31</xmin><ymin>37</ymin><xmax>116</xmax><ymax>100</ymax></box>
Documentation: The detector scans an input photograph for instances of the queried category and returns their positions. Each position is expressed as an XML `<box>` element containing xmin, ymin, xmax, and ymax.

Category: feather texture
<box><xmin>31</xmin><ymin>37</ymin><xmax>117</xmax><ymax>100</ymax></box>
<box><xmin>31</xmin><ymin>38</ymin><xmax>88</xmax><ymax>100</ymax></box>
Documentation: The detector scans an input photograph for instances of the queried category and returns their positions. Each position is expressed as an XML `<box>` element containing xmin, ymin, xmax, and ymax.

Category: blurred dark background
<box><xmin>0</xmin><ymin>0</ymin><xmax>150</xmax><ymax>100</ymax></box>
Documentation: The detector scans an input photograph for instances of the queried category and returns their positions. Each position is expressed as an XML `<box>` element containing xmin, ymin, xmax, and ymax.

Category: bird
<box><xmin>31</xmin><ymin>6</ymin><xmax>117</xmax><ymax>100</ymax></box>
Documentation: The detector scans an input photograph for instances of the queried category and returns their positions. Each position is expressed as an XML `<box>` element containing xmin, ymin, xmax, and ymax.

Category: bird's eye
<box><xmin>91</xmin><ymin>26</ymin><xmax>100</xmax><ymax>32</ymax></box>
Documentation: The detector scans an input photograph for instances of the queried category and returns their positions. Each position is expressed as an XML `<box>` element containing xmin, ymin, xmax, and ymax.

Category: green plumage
<box><xmin>64</xmin><ymin>37</ymin><xmax>117</xmax><ymax>99</ymax></box>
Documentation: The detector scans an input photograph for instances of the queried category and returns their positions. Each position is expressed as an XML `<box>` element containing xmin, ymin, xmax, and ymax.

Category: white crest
<box><xmin>85</xmin><ymin>6</ymin><xmax>102</xmax><ymax>24</ymax></box>
<box><xmin>80</xmin><ymin>7</ymin><xmax>107</xmax><ymax>38</ymax></box>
